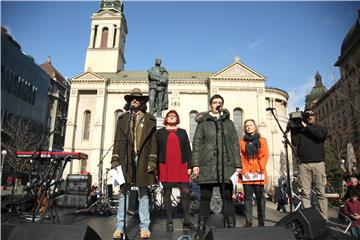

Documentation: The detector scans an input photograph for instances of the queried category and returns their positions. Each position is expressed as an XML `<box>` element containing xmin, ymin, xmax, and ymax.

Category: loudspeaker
<box><xmin>275</xmin><ymin>207</ymin><xmax>327</xmax><ymax>239</ymax></box>
<box><xmin>2</xmin><ymin>223</ymin><xmax>101</xmax><ymax>240</ymax></box>
<box><xmin>66</xmin><ymin>174</ymin><xmax>92</xmax><ymax>195</ymax></box>
<box><xmin>55</xmin><ymin>194</ymin><xmax>88</xmax><ymax>208</ymax></box>
<box><xmin>65</xmin><ymin>194</ymin><xmax>88</xmax><ymax>208</ymax></box>
<box><xmin>205</xmin><ymin>226</ymin><xmax>296</xmax><ymax>240</ymax></box>
<box><xmin>107</xmin><ymin>184</ymin><xmax>113</xmax><ymax>199</ymax></box>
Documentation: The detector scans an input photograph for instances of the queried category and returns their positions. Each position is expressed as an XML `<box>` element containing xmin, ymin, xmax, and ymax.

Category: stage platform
<box><xmin>1</xmin><ymin>201</ymin><xmax>350</xmax><ymax>240</ymax></box>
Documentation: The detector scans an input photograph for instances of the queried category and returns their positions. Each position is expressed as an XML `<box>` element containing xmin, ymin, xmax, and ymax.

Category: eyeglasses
<box><xmin>211</xmin><ymin>101</ymin><xmax>223</xmax><ymax>105</ymax></box>
<box><xmin>130</xmin><ymin>97</ymin><xmax>141</xmax><ymax>102</ymax></box>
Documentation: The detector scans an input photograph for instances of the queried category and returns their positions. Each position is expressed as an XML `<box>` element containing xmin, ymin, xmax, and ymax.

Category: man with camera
<box><xmin>290</xmin><ymin>109</ymin><xmax>328</xmax><ymax>219</ymax></box>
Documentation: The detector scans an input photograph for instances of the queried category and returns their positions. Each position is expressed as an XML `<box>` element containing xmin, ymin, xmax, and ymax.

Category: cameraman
<box><xmin>290</xmin><ymin>109</ymin><xmax>328</xmax><ymax>219</ymax></box>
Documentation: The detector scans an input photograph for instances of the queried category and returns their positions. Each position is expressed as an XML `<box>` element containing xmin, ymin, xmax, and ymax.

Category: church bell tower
<box><xmin>84</xmin><ymin>0</ymin><xmax>127</xmax><ymax>73</ymax></box>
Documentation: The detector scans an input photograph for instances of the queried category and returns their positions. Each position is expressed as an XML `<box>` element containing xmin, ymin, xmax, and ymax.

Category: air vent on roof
<box><xmin>191</xmin><ymin>75</ymin><xmax>196</xmax><ymax>78</ymax></box>
<box><xmin>122</xmin><ymin>75</ymin><xmax>128</xmax><ymax>77</ymax></box>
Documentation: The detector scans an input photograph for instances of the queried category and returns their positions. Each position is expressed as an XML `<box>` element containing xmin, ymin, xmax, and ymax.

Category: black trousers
<box><xmin>198</xmin><ymin>183</ymin><xmax>235</xmax><ymax>223</ymax></box>
<box><xmin>162</xmin><ymin>182</ymin><xmax>191</xmax><ymax>224</ymax></box>
<box><xmin>243</xmin><ymin>184</ymin><xmax>265</xmax><ymax>224</ymax></box>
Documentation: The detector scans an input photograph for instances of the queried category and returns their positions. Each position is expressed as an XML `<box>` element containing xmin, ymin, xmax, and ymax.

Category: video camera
<box><xmin>287</xmin><ymin>108</ymin><xmax>311</xmax><ymax>131</ymax></box>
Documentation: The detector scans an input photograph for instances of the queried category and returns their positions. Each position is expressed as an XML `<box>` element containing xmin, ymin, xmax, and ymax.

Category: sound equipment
<box><xmin>65</xmin><ymin>194</ymin><xmax>88</xmax><ymax>208</ymax></box>
<box><xmin>16</xmin><ymin>151</ymin><xmax>88</xmax><ymax>160</ymax></box>
<box><xmin>205</xmin><ymin>226</ymin><xmax>296</xmax><ymax>240</ymax></box>
<box><xmin>66</xmin><ymin>174</ymin><xmax>92</xmax><ymax>195</ymax></box>
<box><xmin>275</xmin><ymin>207</ymin><xmax>327</xmax><ymax>239</ymax></box>
<box><xmin>107</xmin><ymin>184</ymin><xmax>113</xmax><ymax>198</ymax></box>
<box><xmin>2</xmin><ymin>223</ymin><xmax>101</xmax><ymax>240</ymax></box>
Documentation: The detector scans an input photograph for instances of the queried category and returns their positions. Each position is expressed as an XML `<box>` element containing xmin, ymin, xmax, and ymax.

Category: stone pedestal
<box><xmin>156</xmin><ymin>116</ymin><xmax>164</xmax><ymax>129</ymax></box>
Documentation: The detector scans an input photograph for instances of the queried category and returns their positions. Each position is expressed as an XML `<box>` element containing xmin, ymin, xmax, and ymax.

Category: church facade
<box><xmin>64</xmin><ymin>1</ymin><xmax>290</xmax><ymax>189</ymax></box>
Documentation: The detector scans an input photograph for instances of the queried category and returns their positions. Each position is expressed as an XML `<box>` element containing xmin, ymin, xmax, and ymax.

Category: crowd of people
<box><xmin>109</xmin><ymin>88</ymin><xmax>359</xmax><ymax>240</ymax></box>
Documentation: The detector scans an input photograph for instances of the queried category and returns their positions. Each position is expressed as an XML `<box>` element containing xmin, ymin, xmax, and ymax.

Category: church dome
<box><xmin>336</xmin><ymin>10</ymin><xmax>360</xmax><ymax>65</ymax></box>
<box><xmin>305</xmin><ymin>71</ymin><xmax>327</xmax><ymax>109</ymax></box>
<box><xmin>308</xmin><ymin>84</ymin><xmax>327</xmax><ymax>100</ymax></box>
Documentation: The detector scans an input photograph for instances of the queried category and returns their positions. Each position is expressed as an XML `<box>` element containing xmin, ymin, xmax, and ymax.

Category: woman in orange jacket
<box><xmin>239</xmin><ymin>119</ymin><xmax>269</xmax><ymax>227</ymax></box>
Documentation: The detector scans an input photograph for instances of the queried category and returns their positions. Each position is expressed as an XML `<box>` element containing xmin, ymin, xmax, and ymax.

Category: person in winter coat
<box><xmin>239</xmin><ymin>119</ymin><xmax>269</xmax><ymax>227</ymax></box>
<box><xmin>344</xmin><ymin>189</ymin><xmax>360</xmax><ymax>238</ymax></box>
<box><xmin>155</xmin><ymin>110</ymin><xmax>195</xmax><ymax>231</ymax></box>
<box><xmin>192</xmin><ymin>94</ymin><xmax>242</xmax><ymax>240</ymax></box>
<box><xmin>111</xmin><ymin>88</ymin><xmax>157</xmax><ymax>239</ymax></box>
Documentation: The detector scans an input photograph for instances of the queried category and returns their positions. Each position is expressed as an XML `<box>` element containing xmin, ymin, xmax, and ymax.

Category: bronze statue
<box><xmin>147</xmin><ymin>58</ymin><xmax>169</xmax><ymax>116</ymax></box>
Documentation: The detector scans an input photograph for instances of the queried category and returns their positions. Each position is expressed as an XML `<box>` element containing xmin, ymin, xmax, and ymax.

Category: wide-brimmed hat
<box><xmin>124</xmin><ymin>88</ymin><xmax>149</xmax><ymax>103</ymax></box>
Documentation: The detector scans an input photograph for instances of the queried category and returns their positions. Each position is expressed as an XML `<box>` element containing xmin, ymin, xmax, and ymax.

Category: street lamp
<box><xmin>1</xmin><ymin>149</ymin><xmax>7</xmax><ymax>177</ymax></box>
<box><xmin>340</xmin><ymin>159</ymin><xmax>346</xmax><ymax>200</ymax></box>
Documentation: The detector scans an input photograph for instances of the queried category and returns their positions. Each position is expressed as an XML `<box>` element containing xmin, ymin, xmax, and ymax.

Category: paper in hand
<box><xmin>109</xmin><ymin>166</ymin><xmax>125</xmax><ymax>186</ymax></box>
<box><xmin>230</xmin><ymin>171</ymin><xmax>239</xmax><ymax>190</ymax></box>
<box><xmin>242</xmin><ymin>173</ymin><xmax>264</xmax><ymax>181</ymax></box>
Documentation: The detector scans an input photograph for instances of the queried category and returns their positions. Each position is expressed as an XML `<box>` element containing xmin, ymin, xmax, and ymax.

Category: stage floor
<box><xmin>1</xmin><ymin>201</ymin><xmax>349</xmax><ymax>240</ymax></box>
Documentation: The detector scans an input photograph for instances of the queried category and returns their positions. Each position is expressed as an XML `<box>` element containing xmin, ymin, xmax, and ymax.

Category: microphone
<box><xmin>266</xmin><ymin>107</ymin><xmax>275</xmax><ymax>111</ymax></box>
<box><xmin>216</xmin><ymin>105</ymin><xmax>221</xmax><ymax>112</ymax></box>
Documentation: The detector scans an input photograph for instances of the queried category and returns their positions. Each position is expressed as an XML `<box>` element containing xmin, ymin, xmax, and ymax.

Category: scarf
<box><xmin>243</xmin><ymin>133</ymin><xmax>261</xmax><ymax>160</ymax></box>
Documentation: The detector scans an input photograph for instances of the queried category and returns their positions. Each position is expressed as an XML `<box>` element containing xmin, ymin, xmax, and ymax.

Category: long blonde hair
<box><xmin>243</xmin><ymin>119</ymin><xmax>259</xmax><ymax>135</ymax></box>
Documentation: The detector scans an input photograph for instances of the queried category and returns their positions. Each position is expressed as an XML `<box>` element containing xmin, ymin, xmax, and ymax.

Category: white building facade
<box><xmin>64</xmin><ymin>1</ymin><xmax>291</xmax><ymax>189</ymax></box>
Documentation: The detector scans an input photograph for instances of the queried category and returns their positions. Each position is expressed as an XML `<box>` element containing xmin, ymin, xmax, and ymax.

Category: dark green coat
<box><xmin>192</xmin><ymin>111</ymin><xmax>241</xmax><ymax>184</ymax></box>
<box><xmin>111</xmin><ymin>112</ymin><xmax>157</xmax><ymax>187</ymax></box>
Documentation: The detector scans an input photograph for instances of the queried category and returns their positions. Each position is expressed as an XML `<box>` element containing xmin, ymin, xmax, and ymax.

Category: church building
<box><xmin>64</xmin><ymin>0</ymin><xmax>290</xmax><ymax>189</ymax></box>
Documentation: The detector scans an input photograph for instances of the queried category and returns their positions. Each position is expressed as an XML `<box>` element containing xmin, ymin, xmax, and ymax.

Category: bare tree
<box><xmin>325</xmin><ymin>59</ymin><xmax>360</xmax><ymax>164</ymax></box>
<box><xmin>331</xmin><ymin>60</ymin><xmax>360</xmax><ymax>114</ymax></box>
<box><xmin>1</xmin><ymin>115</ymin><xmax>45</xmax><ymax>173</ymax></box>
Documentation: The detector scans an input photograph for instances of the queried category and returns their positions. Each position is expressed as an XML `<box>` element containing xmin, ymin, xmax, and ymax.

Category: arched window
<box><xmin>101</xmin><ymin>27</ymin><xmax>109</xmax><ymax>48</ymax></box>
<box><xmin>189</xmin><ymin>110</ymin><xmax>198</xmax><ymax>143</ymax></box>
<box><xmin>83</xmin><ymin>110</ymin><xmax>91</xmax><ymax>140</ymax></box>
<box><xmin>233</xmin><ymin>108</ymin><xmax>244</xmax><ymax>138</ymax></box>
<box><xmin>114</xmin><ymin>109</ymin><xmax>123</xmax><ymax>129</ymax></box>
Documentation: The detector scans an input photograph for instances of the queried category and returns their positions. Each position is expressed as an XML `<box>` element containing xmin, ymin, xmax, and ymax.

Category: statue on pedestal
<box><xmin>147</xmin><ymin>58</ymin><xmax>169</xmax><ymax>117</ymax></box>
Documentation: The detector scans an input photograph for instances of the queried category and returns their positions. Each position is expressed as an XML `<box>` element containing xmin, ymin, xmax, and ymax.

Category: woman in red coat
<box><xmin>239</xmin><ymin>119</ymin><xmax>269</xmax><ymax>227</ymax></box>
<box><xmin>155</xmin><ymin>110</ymin><xmax>195</xmax><ymax>231</ymax></box>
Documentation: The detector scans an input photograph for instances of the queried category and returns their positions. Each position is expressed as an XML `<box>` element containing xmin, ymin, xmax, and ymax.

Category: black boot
<box><xmin>243</xmin><ymin>221</ymin><xmax>252</xmax><ymax>228</ymax></box>
<box><xmin>258</xmin><ymin>219</ymin><xmax>264</xmax><ymax>227</ymax></box>
<box><xmin>226</xmin><ymin>215</ymin><xmax>236</xmax><ymax>228</ymax></box>
<box><xmin>183</xmin><ymin>219</ymin><xmax>196</xmax><ymax>230</ymax></box>
<box><xmin>194</xmin><ymin>217</ymin><xmax>207</xmax><ymax>240</ymax></box>
<box><xmin>166</xmin><ymin>222</ymin><xmax>174</xmax><ymax>231</ymax></box>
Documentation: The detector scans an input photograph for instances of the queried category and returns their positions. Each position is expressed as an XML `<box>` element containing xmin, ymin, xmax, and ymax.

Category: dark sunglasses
<box><xmin>130</xmin><ymin>97</ymin><xmax>142</xmax><ymax>102</ymax></box>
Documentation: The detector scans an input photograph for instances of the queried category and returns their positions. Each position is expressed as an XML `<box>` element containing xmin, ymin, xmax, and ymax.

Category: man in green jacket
<box><xmin>192</xmin><ymin>94</ymin><xmax>242</xmax><ymax>239</ymax></box>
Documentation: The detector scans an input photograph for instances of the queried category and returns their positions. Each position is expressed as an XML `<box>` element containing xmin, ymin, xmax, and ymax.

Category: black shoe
<box><xmin>183</xmin><ymin>220</ymin><xmax>196</xmax><ymax>230</ymax></box>
<box><xmin>195</xmin><ymin>218</ymin><xmax>207</xmax><ymax>240</ymax></box>
<box><xmin>243</xmin><ymin>221</ymin><xmax>252</xmax><ymax>228</ymax></box>
<box><xmin>258</xmin><ymin>221</ymin><xmax>264</xmax><ymax>227</ymax></box>
<box><xmin>166</xmin><ymin>223</ymin><xmax>174</xmax><ymax>231</ymax></box>
<box><xmin>226</xmin><ymin>215</ymin><xmax>236</xmax><ymax>228</ymax></box>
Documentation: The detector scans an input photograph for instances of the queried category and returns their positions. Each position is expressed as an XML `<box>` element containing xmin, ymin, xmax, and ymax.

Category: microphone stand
<box><xmin>97</xmin><ymin>144</ymin><xmax>114</xmax><ymax>194</ymax></box>
<box><xmin>121</xmin><ymin>108</ymin><xmax>133</xmax><ymax>240</ymax></box>
<box><xmin>217</xmin><ymin>107</ymin><xmax>227</xmax><ymax>228</ymax></box>
<box><xmin>267</xmin><ymin>108</ymin><xmax>298</xmax><ymax>214</ymax></box>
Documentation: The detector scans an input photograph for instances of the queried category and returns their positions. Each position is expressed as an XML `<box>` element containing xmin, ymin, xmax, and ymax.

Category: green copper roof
<box><xmin>99</xmin><ymin>0</ymin><xmax>123</xmax><ymax>13</ymax></box>
<box><xmin>308</xmin><ymin>85</ymin><xmax>327</xmax><ymax>100</ymax></box>
<box><xmin>98</xmin><ymin>71</ymin><xmax>213</xmax><ymax>81</ymax></box>
<box><xmin>305</xmin><ymin>71</ymin><xmax>328</xmax><ymax>108</ymax></box>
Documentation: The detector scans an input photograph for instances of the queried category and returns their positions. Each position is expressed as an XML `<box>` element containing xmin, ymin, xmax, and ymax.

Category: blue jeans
<box><xmin>115</xmin><ymin>186</ymin><xmax>150</xmax><ymax>231</ymax></box>
<box><xmin>351</xmin><ymin>226</ymin><xmax>360</xmax><ymax>238</ymax></box>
